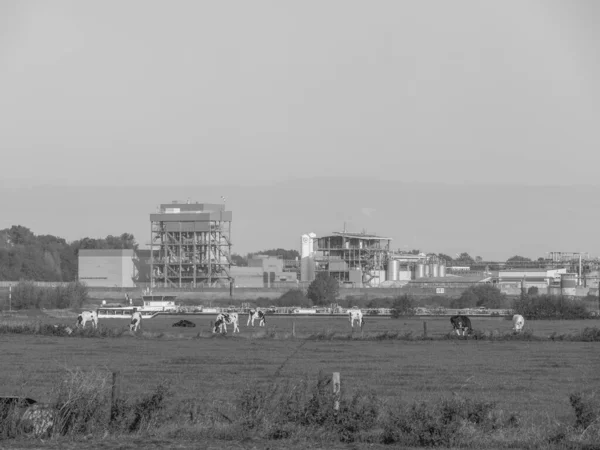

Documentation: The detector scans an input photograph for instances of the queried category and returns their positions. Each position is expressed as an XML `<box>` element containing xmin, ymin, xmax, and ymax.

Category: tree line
<box><xmin>0</xmin><ymin>225</ymin><xmax>300</xmax><ymax>282</ymax></box>
<box><xmin>0</xmin><ymin>225</ymin><xmax>137</xmax><ymax>282</ymax></box>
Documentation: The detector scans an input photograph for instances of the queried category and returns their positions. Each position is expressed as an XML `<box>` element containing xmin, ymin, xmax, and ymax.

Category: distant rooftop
<box><xmin>328</xmin><ymin>231</ymin><xmax>392</xmax><ymax>240</ymax></box>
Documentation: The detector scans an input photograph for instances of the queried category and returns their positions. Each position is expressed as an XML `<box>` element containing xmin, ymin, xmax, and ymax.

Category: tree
<box><xmin>507</xmin><ymin>255</ymin><xmax>532</xmax><ymax>263</ymax></box>
<box><xmin>230</xmin><ymin>253</ymin><xmax>248</xmax><ymax>266</ymax></box>
<box><xmin>306</xmin><ymin>273</ymin><xmax>339</xmax><ymax>305</ymax></box>
<box><xmin>455</xmin><ymin>253</ymin><xmax>474</xmax><ymax>264</ymax></box>
<box><xmin>437</xmin><ymin>253</ymin><xmax>453</xmax><ymax>262</ymax></box>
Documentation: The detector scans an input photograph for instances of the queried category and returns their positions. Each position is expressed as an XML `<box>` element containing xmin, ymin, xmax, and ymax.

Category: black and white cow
<box><xmin>130</xmin><ymin>311</ymin><xmax>142</xmax><ymax>332</ymax></box>
<box><xmin>213</xmin><ymin>313</ymin><xmax>240</xmax><ymax>334</ymax></box>
<box><xmin>450</xmin><ymin>315</ymin><xmax>472</xmax><ymax>336</ymax></box>
<box><xmin>349</xmin><ymin>309</ymin><xmax>365</xmax><ymax>329</ymax></box>
<box><xmin>512</xmin><ymin>314</ymin><xmax>525</xmax><ymax>332</ymax></box>
<box><xmin>76</xmin><ymin>311</ymin><xmax>98</xmax><ymax>329</ymax></box>
<box><xmin>247</xmin><ymin>309</ymin><xmax>266</xmax><ymax>327</ymax></box>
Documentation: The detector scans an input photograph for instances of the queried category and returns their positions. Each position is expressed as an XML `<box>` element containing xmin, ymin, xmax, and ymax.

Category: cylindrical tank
<box><xmin>561</xmin><ymin>273</ymin><xmax>577</xmax><ymax>296</ymax></box>
<box><xmin>387</xmin><ymin>260</ymin><xmax>399</xmax><ymax>282</ymax></box>
<box><xmin>431</xmin><ymin>263</ymin><xmax>439</xmax><ymax>278</ymax></box>
<box><xmin>424</xmin><ymin>264</ymin><xmax>430</xmax><ymax>277</ymax></box>
<box><xmin>415</xmin><ymin>264</ymin><xmax>425</xmax><ymax>279</ymax></box>
<box><xmin>439</xmin><ymin>263</ymin><xmax>446</xmax><ymax>278</ymax></box>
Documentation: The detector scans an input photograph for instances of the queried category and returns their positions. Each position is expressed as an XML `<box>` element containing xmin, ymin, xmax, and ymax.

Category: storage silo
<box><xmin>431</xmin><ymin>263</ymin><xmax>439</xmax><ymax>278</ymax></box>
<box><xmin>387</xmin><ymin>260</ymin><xmax>399</xmax><ymax>282</ymax></box>
<box><xmin>561</xmin><ymin>273</ymin><xmax>577</xmax><ymax>296</ymax></box>
<box><xmin>424</xmin><ymin>264</ymin><xmax>430</xmax><ymax>277</ymax></box>
<box><xmin>439</xmin><ymin>263</ymin><xmax>446</xmax><ymax>278</ymax></box>
<box><xmin>415</xmin><ymin>264</ymin><xmax>425</xmax><ymax>279</ymax></box>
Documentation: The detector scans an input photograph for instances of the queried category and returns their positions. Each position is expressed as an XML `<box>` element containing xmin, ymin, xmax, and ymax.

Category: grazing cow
<box><xmin>247</xmin><ymin>309</ymin><xmax>266</xmax><ymax>327</ymax></box>
<box><xmin>130</xmin><ymin>311</ymin><xmax>142</xmax><ymax>332</ymax></box>
<box><xmin>76</xmin><ymin>311</ymin><xmax>98</xmax><ymax>329</ymax></box>
<box><xmin>213</xmin><ymin>313</ymin><xmax>239</xmax><ymax>334</ymax></box>
<box><xmin>349</xmin><ymin>309</ymin><xmax>365</xmax><ymax>329</ymax></box>
<box><xmin>450</xmin><ymin>315</ymin><xmax>472</xmax><ymax>336</ymax></box>
<box><xmin>513</xmin><ymin>314</ymin><xmax>525</xmax><ymax>332</ymax></box>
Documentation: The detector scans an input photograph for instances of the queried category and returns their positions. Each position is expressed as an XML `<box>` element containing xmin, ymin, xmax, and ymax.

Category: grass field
<box><xmin>1</xmin><ymin>312</ymin><xmax>600</xmax><ymax>448</ymax></box>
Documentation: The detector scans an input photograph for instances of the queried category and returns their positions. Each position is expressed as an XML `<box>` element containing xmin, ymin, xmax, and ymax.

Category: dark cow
<box><xmin>247</xmin><ymin>309</ymin><xmax>266</xmax><ymax>327</ymax></box>
<box><xmin>173</xmin><ymin>319</ymin><xmax>196</xmax><ymax>328</ymax></box>
<box><xmin>450</xmin><ymin>315</ymin><xmax>472</xmax><ymax>336</ymax></box>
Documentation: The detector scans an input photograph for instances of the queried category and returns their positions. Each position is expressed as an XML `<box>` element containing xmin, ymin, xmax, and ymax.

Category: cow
<box><xmin>450</xmin><ymin>315</ymin><xmax>472</xmax><ymax>336</ymax></box>
<box><xmin>512</xmin><ymin>314</ymin><xmax>525</xmax><ymax>332</ymax></box>
<box><xmin>213</xmin><ymin>313</ymin><xmax>239</xmax><ymax>334</ymax></box>
<box><xmin>247</xmin><ymin>309</ymin><xmax>266</xmax><ymax>327</ymax></box>
<box><xmin>130</xmin><ymin>311</ymin><xmax>142</xmax><ymax>332</ymax></box>
<box><xmin>75</xmin><ymin>311</ymin><xmax>98</xmax><ymax>330</ymax></box>
<box><xmin>349</xmin><ymin>309</ymin><xmax>365</xmax><ymax>329</ymax></box>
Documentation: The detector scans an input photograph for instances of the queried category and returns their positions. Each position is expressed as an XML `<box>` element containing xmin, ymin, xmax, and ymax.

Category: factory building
<box><xmin>78</xmin><ymin>249</ymin><xmax>137</xmax><ymax>288</ymax></box>
<box><xmin>299</xmin><ymin>230</ymin><xmax>456</xmax><ymax>287</ymax></box>
<box><xmin>230</xmin><ymin>255</ymin><xmax>298</xmax><ymax>288</ymax></box>
<box><xmin>300</xmin><ymin>230</ymin><xmax>391</xmax><ymax>286</ymax></box>
<box><xmin>492</xmin><ymin>268</ymin><xmax>567</xmax><ymax>293</ymax></box>
<box><xmin>150</xmin><ymin>201</ymin><xmax>232</xmax><ymax>288</ymax></box>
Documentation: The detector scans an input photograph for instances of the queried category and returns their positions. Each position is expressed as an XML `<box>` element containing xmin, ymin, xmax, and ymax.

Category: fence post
<box><xmin>423</xmin><ymin>321</ymin><xmax>427</xmax><ymax>338</ymax></box>
<box><xmin>292</xmin><ymin>321</ymin><xmax>296</xmax><ymax>337</ymax></box>
<box><xmin>332</xmin><ymin>372</ymin><xmax>340</xmax><ymax>411</ymax></box>
<box><xmin>110</xmin><ymin>371</ymin><xmax>121</xmax><ymax>424</ymax></box>
<box><xmin>210</xmin><ymin>320</ymin><xmax>214</xmax><ymax>332</ymax></box>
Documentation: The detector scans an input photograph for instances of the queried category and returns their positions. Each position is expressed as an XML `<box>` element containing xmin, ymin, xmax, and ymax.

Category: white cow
<box><xmin>513</xmin><ymin>314</ymin><xmax>525</xmax><ymax>332</ymax></box>
<box><xmin>247</xmin><ymin>309</ymin><xmax>266</xmax><ymax>327</ymax></box>
<box><xmin>76</xmin><ymin>311</ymin><xmax>98</xmax><ymax>329</ymax></box>
<box><xmin>214</xmin><ymin>313</ymin><xmax>240</xmax><ymax>334</ymax></box>
<box><xmin>349</xmin><ymin>309</ymin><xmax>364</xmax><ymax>328</ymax></box>
<box><xmin>130</xmin><ymin>311</ymin><xmax>142</xmax><ymax>332</ymax></box>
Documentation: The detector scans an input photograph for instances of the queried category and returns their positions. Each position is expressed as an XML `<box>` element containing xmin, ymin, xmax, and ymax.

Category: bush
<box><xmin>512</xmin><ymin>294</ymin><xmax>591</xmax><ymax>320</ymax></box>
<box><xmin>569</xmin><ymin>392</ymin><xmax>600</xmax><ymax>429</ymax></box>
<box><xmin>452</xmin><ymin>285</ymin><xmax>506</xmax><ymax>309</ymax></box>
<box><xmin>237</xmin><ymin>372</ymin><xmax>379</xmax><ymax>443</ymax></box>
<box><xmin>391</xmin><ymin>294</ymin><xmax>416</xmax><ymax>318</ymax></box>
<box><xmin>382</xmin><ymin>396</ymin><xmax>519</xmax><ymax>447</ymax></box>
<box><xmin>276</xmin><ymin>289</ymin><xmax>312</xmax><ymax>308</ymax></box>
<box><xmin>9</xmin><ymin>281</ymin><xmax>88</xmax><ymax>310</ymax></box>
<box><xmin>527</xmin><ymin>286</ymin><xmax>539</xmax><ymax>296</ymax></box>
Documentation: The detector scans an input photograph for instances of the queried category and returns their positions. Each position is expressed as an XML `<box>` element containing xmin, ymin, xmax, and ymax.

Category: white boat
<box><xmin>96</xmin><ymin>306</ymin><xmax>157</xmax><ymax>319</ymax></box>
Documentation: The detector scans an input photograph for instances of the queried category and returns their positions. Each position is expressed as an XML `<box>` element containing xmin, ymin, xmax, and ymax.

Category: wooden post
<box><xmin>332</xmin><ymin>372</ymin><xmax>340</xmax><ymax>411</ymax></box>
<box><xmin>210</xmin><ymin>320</ymin><xmax>214</xmax><ymax>332</ymax></box>
<box><xmin>110</xmin><ymin>371</ymin><xmax>121</xmax><ymax>424</ymax></box>
<box><xmin>423</xmin><ymin>321</ymin><xmax>428</xmax><ymax>338</ymax></box>
<box><xmin>292</xmin><ymin>321</ymin><xmax>296</xmax><ymax>337</ymax></box>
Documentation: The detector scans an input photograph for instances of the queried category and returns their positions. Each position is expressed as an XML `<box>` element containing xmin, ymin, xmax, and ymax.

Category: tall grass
<box><xmin>3</xmin><ymin>368</ymin><xmax>600</xmax><ymax>448</ymax></box>
<box><xmin>7</xmin><ymin>281</ymin><xmax>89</xmax><ymax>310</ymax></box>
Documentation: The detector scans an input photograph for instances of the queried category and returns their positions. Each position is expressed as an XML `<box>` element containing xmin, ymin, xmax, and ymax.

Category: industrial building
<box><xmin>149</xmin><ymin>201</ymin><xmax>232</xmax><ymax>288</ymax></box>
<box><xmin>299</xmin><ymin>230</ymin><xmax>451</xmax><ymax>287</ymax></box>
<box><xmin>78</xmin><ymin>249</ymin><xmax>137</xmax><ymax>288</ymax></box>
<box><xmin>230</xmin><ymin>255</ymin><xmax>298</xmax><ymax>288</ymax></box>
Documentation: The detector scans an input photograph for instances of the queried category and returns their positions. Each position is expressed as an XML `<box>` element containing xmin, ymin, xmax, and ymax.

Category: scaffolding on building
<box><xmin>149</xmin><ymin>202</ymin><xmax>232</xmax><ymax>288</ymax></box>
<box><xmin>313</xmin><ymin>231</ymin><xmax>392</xmax><ymax>284</ymax></box>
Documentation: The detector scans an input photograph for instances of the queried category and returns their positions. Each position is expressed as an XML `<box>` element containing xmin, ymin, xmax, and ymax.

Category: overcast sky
<box><xmin>1</xmin><ymin>0</ymin><xmax>599</xmax><ymax>187</ymax></box>
<box><xmin>1</xmin><ymin>1</ymin><xmax>600</xmax><ymax>259</ymax></box>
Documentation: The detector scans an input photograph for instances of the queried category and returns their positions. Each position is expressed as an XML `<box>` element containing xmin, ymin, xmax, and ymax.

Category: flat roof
<box><xmin>327</xmin><ymin>232</ymin><xmax>392</xmax><ymax>240</ymax></box>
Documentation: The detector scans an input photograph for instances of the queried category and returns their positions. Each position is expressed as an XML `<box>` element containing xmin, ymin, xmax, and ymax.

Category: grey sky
<box><xmin>1</xmin><ymin>1</ymin><xmax>599</xmax><ymax>187</ymax></box>
<box><xmin>1</xmin><ymin>1</ymin><xmax>600</xmax><ymax>260</ymax></box>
